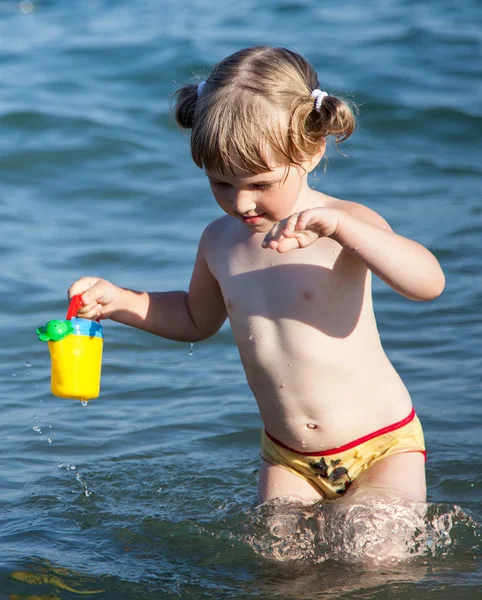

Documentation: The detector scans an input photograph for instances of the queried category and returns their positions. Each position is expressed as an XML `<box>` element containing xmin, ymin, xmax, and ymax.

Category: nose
<box><xmin>232</xmin><ymin>190</ymin><xmax>256</xmax><ymax>215</ymax></box>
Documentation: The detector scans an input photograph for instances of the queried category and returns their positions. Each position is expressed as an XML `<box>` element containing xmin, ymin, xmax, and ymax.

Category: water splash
<box><xmin>188</xmin><ymin>343</ymin><xmax>194</xmax><ymax>356</ymax></box>
<box><xmin>57</xmin><ymin>463</ymin><xmax>92</xmax><ymax>496</ymax></box>
<box><xmin>413</xmin><ymin>503</ymin><xmax>481</xmax><ymax>558</ymax></box>
<box><xmin>243</xmin><ymin>492</ymin><xmax>481</xmax><ymax>564</ymax></box>
<box><xmin>75</xmin><ymin>472</ymin><xmax>93</xmax><ymax>497</ymax></box>
<box><xmin>244</xmin><ymin>498</ymin><xmax>318</xmax><ymax>562</ymax></box>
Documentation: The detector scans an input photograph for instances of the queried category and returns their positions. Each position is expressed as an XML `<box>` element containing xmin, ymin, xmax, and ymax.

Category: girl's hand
<box><xmin>262</xmin><ymin>208</ymin><xmax>341</xmax><ymax>252</ymax></box>
<box><xmin>68</xmin><ymin>277</ymin><xmax>121</xmax><ymax>320</ymax></box>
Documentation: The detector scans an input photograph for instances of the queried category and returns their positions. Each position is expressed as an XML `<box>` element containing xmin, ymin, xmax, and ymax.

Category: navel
<box><xmin>306</xmin><ymin>423</ymin><xmax>318</xmax><ymax>430</ymax></box>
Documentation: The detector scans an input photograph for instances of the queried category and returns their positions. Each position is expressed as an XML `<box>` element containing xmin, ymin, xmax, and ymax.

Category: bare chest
<box><xmin>208</xmin><ymin>235</ymin><xmax>368</xmax><ymax>334</ymax></box>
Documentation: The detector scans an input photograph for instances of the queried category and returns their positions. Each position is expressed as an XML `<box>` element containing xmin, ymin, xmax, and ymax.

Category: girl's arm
<box><xmin>68</xmin><ymin>231</ymin><xmax>228</xmax><ymax>342</ymax></box>
<box><xmin>263</xmin><ymin>205</ymin><xmax>445</xmax><ymax>301</ymax></box>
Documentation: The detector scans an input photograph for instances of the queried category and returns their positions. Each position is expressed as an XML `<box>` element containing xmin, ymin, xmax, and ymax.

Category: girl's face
<box><xmin>205</xmin><ymin>162</ymin><xmax>313</xmax><ymax>233</ymax></box>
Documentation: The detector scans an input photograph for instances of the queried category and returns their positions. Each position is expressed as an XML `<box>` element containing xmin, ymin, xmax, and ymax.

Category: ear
<box><xmin>304</xmin><ymin>140</ymin><xmax>326</xmax><ymax>173</ymax></box>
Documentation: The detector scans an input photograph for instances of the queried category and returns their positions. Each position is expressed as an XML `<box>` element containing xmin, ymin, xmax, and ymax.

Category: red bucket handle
<box><xmin>66</xmin><ymin>294</ymin><xmax>101</xmax><ymax>322</ymax></box>
<box><xmin>66</xmin><ymin>295</ymin><xmax>83</xmax><ymax>320</ymax></box>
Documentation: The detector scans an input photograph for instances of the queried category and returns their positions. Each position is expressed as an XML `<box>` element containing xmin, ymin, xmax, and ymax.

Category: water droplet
<box><xmin>19</xmin><ymin>0</ymin><xmax>34</xmax><ymax>14</ymax></box>
<box><xmin>188</xmin><ymin>343</ymin><xmax>194</xmax><ymax>356</ymax></box>
<box><xmin>48</xmin><ymin>437</ymin><xmax>54</xmax><ymax>444</ymax></box>
<box><xmin>279</xmin><ymin>383</ymin><xmax>286</xmax><ymax>388</ymax></box>
<box><xmin>33</xmin><ymin>425</ymin><xmax>42</xmax><ymax>433</ymax></box>
<box><xmin>70</xmin><ymin>465</ymin><xmax>76</xmax><ymax>470</ymax></box>
<box><xmin>81</xmin><ymin>400</ymin><xmax>88</xmax><ymax>407</ymax></box>
<box><xmin>25</xmin><ymin>361</ymin><xmax>32</xmax><ymax>368</ymax></box>
<box><xmin>219</xmin><ymin>530</ymin><xmax>233</xmax><ymax>541</ymax></box>
<box><xmin>189</xmin><ymin>524</ymin><xmax>202</xmax><ymax>535</ymax></box>
<box><xmin>11</xmin><ymin>373</ymin><xmax>16</xmax><ymax>377</ymax></box>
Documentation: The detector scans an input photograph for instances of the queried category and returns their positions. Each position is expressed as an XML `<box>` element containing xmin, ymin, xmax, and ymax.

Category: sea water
<box><xmin>1</xmin><ymin>0</ymin><xmax>481</xmax><ymax>598</ymax></box>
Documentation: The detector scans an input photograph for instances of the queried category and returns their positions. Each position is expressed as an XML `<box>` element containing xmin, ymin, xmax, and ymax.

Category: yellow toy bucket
<box><xmin>36</xmin><ymin>296</ymin><xmax>104</xmax><ymax>401</ymax></box>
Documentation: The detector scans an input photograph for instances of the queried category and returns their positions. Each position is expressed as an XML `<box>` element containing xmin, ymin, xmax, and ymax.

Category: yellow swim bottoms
<box><xmin>261</xmin><ymin>408</ymin><xmax>425</xmax><ymax>498</ymax></box>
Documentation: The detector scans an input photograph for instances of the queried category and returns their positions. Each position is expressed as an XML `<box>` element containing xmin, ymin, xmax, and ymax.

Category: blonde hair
<box><xmin>173</xmin><ymin>46</ymin><xmax>356</xmax><ymax>174</ymax></box>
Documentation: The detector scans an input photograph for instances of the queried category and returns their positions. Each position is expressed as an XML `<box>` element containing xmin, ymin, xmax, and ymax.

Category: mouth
<box><xmin>240</xmin><ymin>213</ymin><xmax>266</xmax><ymax>225</ymax></box>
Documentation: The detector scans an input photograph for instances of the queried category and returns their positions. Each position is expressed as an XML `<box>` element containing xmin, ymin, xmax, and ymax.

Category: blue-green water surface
<box><xmin>1</xmin><ymin>0</ymin><xmax>481</xmax><ymax>598</ymax></box>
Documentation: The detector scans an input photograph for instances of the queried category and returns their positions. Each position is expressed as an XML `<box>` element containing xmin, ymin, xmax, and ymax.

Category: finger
<box><xmin>266</xmin><ymin>233</ymin><xmax>293</xmax><ymax>250</ymax></box>
<box><xmin>76</xmin><ymin>303</ymin><xmax>101</xmax><ymax>320</ymax></box>
<box><xmin>276</xmin><ymin>236</ymin><xmax>302</xmax><ymax>253</ymax></box>
<box><xmin>263</xmin><ymin>213</ymin><xmax>303</xmax><ymax>247</ymax></box>
<box><xmin>81</xmin><ymin>281</ymin><xmax>107</xmax><ymax>305</ymax></box>
<box><xmin>262</xmin><ymin>222</ymin><xmax>286</xmax><ymax>247</ymax></box>
<box><xmin>280</xmin><ymin>213</ymin><xmax>303</xmax><ymax>237</ymax></box>
<box><xmin>68</xmin><ymin>277</ymin><xmax>99</xmax><ymax>300</ymax></box>
<box><xmin>277</xmin><ymin>231</ymin><xmax>319</xmax><ymax>253</ymax></box>
<box><xmin>293</xmin><ymin>210</ymin><xmax>317</xmax><ymax>232</ymax></box>
<box><xmin>296</xmin><ymin>230</ymin><xmax>320</xmax><ymax>248</ymax></box>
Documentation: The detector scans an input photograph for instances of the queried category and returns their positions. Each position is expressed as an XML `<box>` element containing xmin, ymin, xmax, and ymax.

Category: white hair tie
<box><xmin>197</xmin><ymin>81</ymin><xmax>206</xmax><ymax>96</ymax></box>
<box><xmin>311</xmin><ymin>89</ymin><xmax>328</xmax><ymax>112</ymax></box>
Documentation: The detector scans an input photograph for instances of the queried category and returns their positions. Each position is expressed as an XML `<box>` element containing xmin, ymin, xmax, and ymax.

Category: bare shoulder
<box><xmin>322</xmin><ymin>193</ymin><xmax>392</xmax><ymax>231</ymax></box>
<box><xmin>200</xmin><ymin>215</ymin><xmax>233</xmax><ymax>245</ymax></box>
<box><xmin>198</xmin><ymin>215</ymin><xmax>237</xmax><ymax>266</ymax></box>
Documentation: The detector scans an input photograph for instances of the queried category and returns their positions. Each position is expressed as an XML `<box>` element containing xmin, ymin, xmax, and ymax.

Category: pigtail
<box><xmin>317</xmin><ymin>95</ymin><xmax>357</xmax><ymax>143</ymax></box>
<box><xmin>288</xmin><ymin>91</ymin><xmax>356</xmax><ymax>162</ymax></box>
<box><xmin>173</xmin><ymin>84</ymin><xmax>199</xmax><ymax>129</ymax></box>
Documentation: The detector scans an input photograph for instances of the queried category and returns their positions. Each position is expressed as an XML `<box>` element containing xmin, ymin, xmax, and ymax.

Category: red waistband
<box><xmin>264</xmin><ymin>408</ymin><xmax>417</xmax><ymax>457</ymax></box>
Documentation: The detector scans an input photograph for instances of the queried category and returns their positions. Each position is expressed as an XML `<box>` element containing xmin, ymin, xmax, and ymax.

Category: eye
<box><xmin>253</xmin><ymin>183</ymin><xmax>272</xmax><ymax>191</ymax></box>
<box><xmin>210</xmin><ymin>180</ymin><xmax>230</xmax><ymax>188</ymax></box>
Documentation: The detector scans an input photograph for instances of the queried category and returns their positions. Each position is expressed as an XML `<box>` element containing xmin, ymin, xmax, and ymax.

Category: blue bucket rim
<box><xmin>70</xmin><ymin>317</ymin><xmax>104</xmax><ymax>338</ymax></box>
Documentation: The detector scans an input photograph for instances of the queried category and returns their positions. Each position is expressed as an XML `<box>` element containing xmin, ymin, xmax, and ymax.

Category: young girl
<box><xmin>69</xmin><ymin>46</ymin><xmax>445</xmax><ymax>505</ymax></box>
